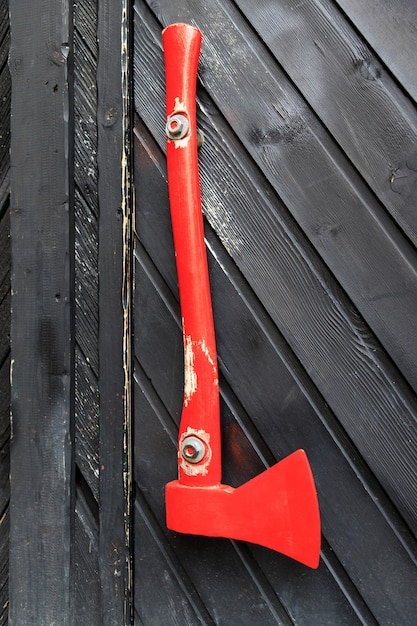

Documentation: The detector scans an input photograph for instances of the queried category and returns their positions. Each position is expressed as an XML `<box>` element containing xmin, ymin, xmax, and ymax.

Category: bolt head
<box><xmin>166</xmin><ymin>114</ymin><xmax>189</xmax><ymax>140</ymax></box>
<box><xmin>180</xmin><ymin>435</ymin><xmax>205</xmax><ymax>463</ymax></box>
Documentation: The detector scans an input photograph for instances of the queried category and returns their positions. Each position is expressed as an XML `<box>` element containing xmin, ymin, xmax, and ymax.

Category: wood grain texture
<box><xmin>0</xmin><ymin>210</ymin><xmax>10</xmax><ymax>366</ymax></box>
<box><xmin>0</xmin><ymin>359</ymin><xmax>10</xmax><ymax>516</ymax></box>
<box><xmin>133</xmin><ymin>121</ymin><xmax>417</xmax><ymax>624</ymax></box>
<box><xmin>0</xmin><ymin>2</ymin><xmax>9</xmax><ymax>617</ymax></box>
<box><xmin>0</xmin><ymin>0</ymin><xmax>10</xmax><ymax>192</ymax></box>
<box><xmin>9</xmin><ymin>0</ymin><xmax>73</xmax><ymax>623</ymax></box>
<box><xmin>0</xmin><ymin>509</ymin><xmax>9</xmax><ymax>625</ymax></box>
<box><xmin>74</xmin><ymin>0</ymin><xmax>100</xmax><ymax>505</ymax></box>
<box><xmin>335</xmin><ymin>0</ymin><xmax>417</xmax><ymax>102</ymax></box>
<box><xmin>75</xmin><ymin>346</ymin><xmax>99</xmax><ymax>501</ymax></box>
<box><xmin>235</xmin><ymin>0</ymin><xmax>417</xmax><ymax>246</ymax></box>
<box><xmin>0</xmin><ymin>358</ymin><xmax>9</xmax><ymax>626</ymax></box>
<box><xmin>73</xmin><ymin>487</ymin><xmax>100</xmax><ymax>623</ymax></box>
<box><xmin>97</xmin><ymin>0</ymin><xmax>133</xmax><ymax>622</ymax></box>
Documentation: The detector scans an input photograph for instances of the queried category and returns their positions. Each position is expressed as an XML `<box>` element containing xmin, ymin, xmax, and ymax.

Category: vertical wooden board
<box><xmin>0</xmin><ymin>0</ymin><xmax>11</xmax><ymax>190</ymax></box>
<box><xmin>8</xmin><ymin>1</ymin><xmax>73</xmax><ymax>623</ymax></box>
<box><xmin>0</xmin><ymin>509</ymin><xmax>9</xmax><ymax>625</ymax></box>
<box><xmin>73</xmin><ymin>0</ymin><xmax>100</xmax><ymax>500</ymax></box>
<box><xmin>0</xmin><ymin>0</ymin><xmax>9</xmax><ymax>601</ymax></box>
<box><xmin>0</xmin><ymin>211</ymin><xmax>10</xmax><ymax>366</ymax></box>
<box><xmin>0</xmin><ymin>358</ymin><xmax>9</xmax><ymax>626</ymax></box>
<box><xmin>97</xmin><ymin>0</ymin><xmax>133</xmax><ymax>622</ymax></box>
<box><xmin>0</xmin><ymin>359</ymin><xmax>10</xmax><ymax>451</ymax></box>
<box><xmin>74</xmin><ymin>187</ymin><xmax>99</xmax><ymax>498</ymax></box>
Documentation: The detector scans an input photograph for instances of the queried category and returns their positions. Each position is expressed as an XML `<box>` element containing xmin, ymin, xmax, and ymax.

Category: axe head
<box><xmin>166</xmin><ymin>449</ymin><xmax>321</xmax><ymax>568</ymax></box>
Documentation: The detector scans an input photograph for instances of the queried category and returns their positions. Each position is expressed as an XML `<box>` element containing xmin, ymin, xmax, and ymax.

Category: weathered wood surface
<box><xmin>0</xmin><ymin>0</ymin><xmax>10</xmax><ymax>621</ymax></box>
<box><xmin>335</xmin><ymin>0</ymin><xmax>417</xmax><ymax>103</ymax></box>
<box><xmin>97</xmin><ymin>0</ymin><xmax>133</xmax><ymax>623</ymax></box>
<box><xmin>74</xmin><ymin>0</ymin><xmax>100</xmax><ymax>506</ymax></box>
<box><xmin>6</xmin><ymin>0</ymin><xmax>417</xmax><ymax>622</ymax></box>
<box><xmin>8</xmin><ymin>0</ymin><xmax>131</xmax><ymax>622</ymax></box>
<box><xmin>9</xmin><ymin>1</ymin><xmax>72</xmax><ymax>623</ymax></box>
<box><xmin>72</xmin><ymin>2</ymin><xmax>101</xmax><ymax>620</ymax></box>
<box><xmin>133</xmin><ymin>1</ymin><xmax>417</xmax><ymax>624</ymax></box>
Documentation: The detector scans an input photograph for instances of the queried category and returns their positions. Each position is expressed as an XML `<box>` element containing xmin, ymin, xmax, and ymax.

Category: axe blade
<box><xmin>166</xmin><ymin>449</ymin><xmax>321</xmax><ymax>568</ymax></box>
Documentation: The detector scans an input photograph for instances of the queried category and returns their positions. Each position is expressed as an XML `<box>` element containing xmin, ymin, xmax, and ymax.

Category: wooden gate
<box><xmin>5</xmin><ymin>0</ymin><xmax>417</xmax><ymax>624</ymax></box>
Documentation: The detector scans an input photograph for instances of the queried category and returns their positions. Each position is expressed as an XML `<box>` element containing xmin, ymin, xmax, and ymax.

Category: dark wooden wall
<box><xmin>8</xmin><ymin>0</ymin><xmax>131</xmax><ymax>623</ymax></box>
<box><xmin>5</xmin><ymin>0</ymin><xmax>417</xmax><ymax>624</ymax></box>
<box><xmin>0</xmin><ymin>0</ymin><xmax>10</xmax><ymax>622</ymax></box>
<box><xmin>133</xmin><ymin>1</ymin><xmax>417</xmax><ymax>624</ymax></box>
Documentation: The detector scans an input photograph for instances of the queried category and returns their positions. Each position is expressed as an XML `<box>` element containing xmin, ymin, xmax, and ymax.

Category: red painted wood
<box><xmin>163</xmin><ymin>23</ymin><xmax>221</xmax><ymax>487</ymax></box>
<box><xmin>163</xmin><ymin>22</ymin><xmax>321</xmax><ymax>568</ymax></box>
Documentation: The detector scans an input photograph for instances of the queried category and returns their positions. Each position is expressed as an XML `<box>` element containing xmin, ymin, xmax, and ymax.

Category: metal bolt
<box><xmin>166</xmin><ymin>114</ymin><xmax>189</xmax><ymax>140</ymax></box>
<box><xmin>180</xmin><ymin>436</ymin><xmax>205</xmax><ymax>463</ymax></box>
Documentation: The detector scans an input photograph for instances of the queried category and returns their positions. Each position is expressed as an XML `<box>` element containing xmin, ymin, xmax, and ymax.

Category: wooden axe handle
<box><xmin>163</xmin><ymin>23</ymin><xmax>221</xmax><ymax>486</ymax></box>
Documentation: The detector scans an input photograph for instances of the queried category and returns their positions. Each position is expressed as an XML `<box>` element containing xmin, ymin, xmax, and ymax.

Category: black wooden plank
<box><xmin>0</xmin><ymin>211</ymin><xmax>10</xmax><ymax>298</ymax></box>
<box><xmin>0</xmin><ymin>358</ymin><xmax>10</xmax><ymax>451</ymax></box>
<box><xmin>8</xmin><ymin>0</ymin><xmax>73</xmax><ymax>622</ymax></box>
<box><xmin>74</xmin><ymin>0</ymin><xmax>98</xmax><ymax>58</ymax></box>
<box><xmin>234</xmin><ymin>0</ymin><xmax>417</xmax><ymax>246</ymax></box>
<box><xmin>75</xmin><ymin>189</ymin><xmax>99</xmax><ymax>377</ymax></box>
<box><xmin>0</xmin><ymin>0</ymin><xmax>11</xmax><ymax>195</ymax></box>
<box><xmin>0</xmin><ymin>56</ymin><xmax>10</xmax><ymax>188</ymax></box>
<box><xmin>97</xmin><ymin>0</ymin><xmax>133</xmax><ymax>622</ymax></box>
<box><xmin>73</xmin><ymin>27</ymin><xmax>99</xmax><ymax>214</ymax></box>
<box><xmin>132</xmin><ymin>119</ymin><xmax>417</xmax><ymax>623</ymax></box>
<box><xmin>0</xmin><ymin>508</ymin><xmax>9</xmax><ymax>625</ymax></box>
<box><xmin>335</xmin><ymin>0</ymin><xmax>417</xmax><ymax>102</ymax></box>
<box><xmin>138</xmin><ymin>0</ymin><xmax>417</xmax><ymax>398</ymax></box>
<box><xmin>133</xmin><ymin>10</ymin><xmax>417</xmax><ymax>538</ymax></box>
<box><xmin>72</xmin><ymin>5</ymin><xmax>102</xmax><ymax>615</ymax></box>
<box><xmin>73</xmin><ymin>3</ymin><xmax>99</xmax><ymax>489</ymax></box>
<box><xmin>0</xmin><ymin>440</ymin><xmax>9</xmax><ymax>521</ymax></box>
<box><xmin>0</xmin><ymin>172</ymin><xmax>9</xmax><ymax>221</ymax></box>
<box><xmin>0</xmin><ymin>356</ymin><xmax>9</xmax><ymax>626</ymax></box>
<box><xmin>0</xmin><ymin>205</ymin><xmax>10</xmax><ymax>369</ymax></box>
<box><xmin>75</xmin><ymin>346</ymin><xmax>99</xmax><ymax>501</ymax></box>
<box><xmin>0</xmin><ymin>13</ymin><xmax>9</xmax><ymax>618</ymax></box>
<box><xmin>134</xmin><ymin>488</ymin><xmax>218</xmax><ymax>626</ymax></box>
<box><xmin>73</xmin><ymin>487</ymin><xmax>100</xmax><ymax>623</ymax></box>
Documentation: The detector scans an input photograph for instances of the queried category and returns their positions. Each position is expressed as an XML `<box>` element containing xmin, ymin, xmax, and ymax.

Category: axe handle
<box><xmin>163</xmin><ymin>23</ymin><xmax>221</xmax><ymax>486</ymax></box>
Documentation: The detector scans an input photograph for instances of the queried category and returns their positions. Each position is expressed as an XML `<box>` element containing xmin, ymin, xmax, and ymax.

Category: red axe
<box><xmin>163</xmin><ymin>23</ymin><xmax>321</xmax><ymax>568</ymax></box>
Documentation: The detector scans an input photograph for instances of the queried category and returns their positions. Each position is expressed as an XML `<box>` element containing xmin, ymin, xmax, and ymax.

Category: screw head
<box><xmin>180</xmin><ymin>435</ymin><xmax>205</xmax><ymax>463</ymax></box>
<box><xmin>166</xmin><ymin>114</ymin><xmax>189</xmax><ymax>140</ymax></box>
